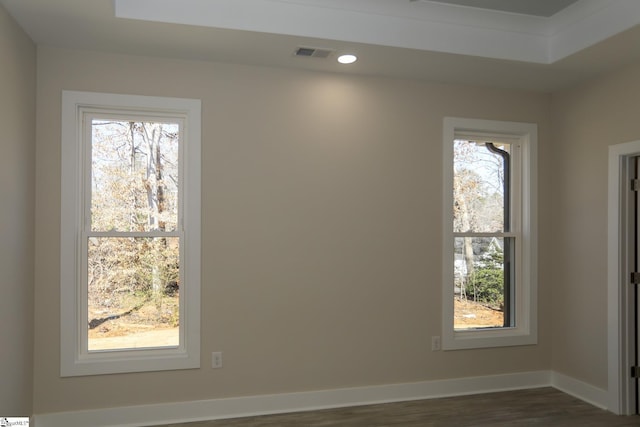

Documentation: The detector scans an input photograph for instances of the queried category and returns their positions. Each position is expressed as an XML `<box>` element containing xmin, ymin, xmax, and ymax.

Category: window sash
<box><xmin>81</xmin><ymin>111</ymin><xmax>186</xmax><ymax>354</ymax></box>
<box><xmin>453</xmin><ymin>137</ymin><xmax>519</xmax><ymax>331</ymax></box>
<box><xmin>79</xmin><ymin>232</ymin><xmax>186</xmax><ymax>354</ymax></box>
<box><xmin>454</xmin><ymin>232</ymin><xmax>518</xmax><ymax>238</ymax></box>
<box><xmin>453</xmin><ymin>235</ymin><xmax>519</xmax><ymax>330</ymax></box>
<box><xmin>82</xmin><ymin>112</ymin><xmax>185</xmax><ymax>234</ymax></box>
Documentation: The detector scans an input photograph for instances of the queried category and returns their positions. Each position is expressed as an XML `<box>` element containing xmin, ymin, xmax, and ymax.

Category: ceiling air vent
<box><xmin>294</xmin><ymin>47</ymin><xmax>333</xmax><ymax>58</ymax></box>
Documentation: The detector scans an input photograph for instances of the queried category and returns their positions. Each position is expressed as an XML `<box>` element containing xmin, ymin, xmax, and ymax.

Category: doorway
<box><xmin>629</xmin><ymin>155</ymin><xmax>640</xmax><ymax>414</ymax></box>
<box><xmin>607</xmin><ymin>142</ymin><xmax>640</xmax><ymax>415</ymax></box>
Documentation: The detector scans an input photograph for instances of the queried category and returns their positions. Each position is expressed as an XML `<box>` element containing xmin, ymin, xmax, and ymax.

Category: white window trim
<box><xmin>61</xmin><ymin>91</ymin><xmax>201</xmax><ymax>376</ymax></box>
<box><xmin>442</xmin><ymin>117</ymin><xmax>537</xmax><ymax>350</ymax></box>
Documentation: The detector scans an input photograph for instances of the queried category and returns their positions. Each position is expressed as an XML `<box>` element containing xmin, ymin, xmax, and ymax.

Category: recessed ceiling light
<box><xmin>337</xmin><ymin>54</ymin><xmax>357</xmax><ymax>64</ymax></box>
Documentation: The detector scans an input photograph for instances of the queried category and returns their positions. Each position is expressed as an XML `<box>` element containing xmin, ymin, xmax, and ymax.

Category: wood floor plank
<box><xmin>152</xmin><ymin>388</ymin><xmax>639</xmax><ymax>426</ymax></box>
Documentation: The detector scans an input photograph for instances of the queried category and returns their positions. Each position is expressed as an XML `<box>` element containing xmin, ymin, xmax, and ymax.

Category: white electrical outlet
<box><xmin>212</xmin><ymin>351</ymin><xmax>223</xmax><ymax>368</ymax></box>
<box><xmin>431</xmin><ymin>336</ymin><xmax>441</xmax><ymax>351</ymax></box>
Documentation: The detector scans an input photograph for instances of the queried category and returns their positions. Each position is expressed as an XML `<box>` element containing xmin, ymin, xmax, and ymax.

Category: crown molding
<box><xmin>114</xmin><ymin>0</ymin><xmax>640</xmax><ymax>64</ymax></box>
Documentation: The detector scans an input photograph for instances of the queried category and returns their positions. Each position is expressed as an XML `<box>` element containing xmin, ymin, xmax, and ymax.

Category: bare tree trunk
<box><xmin>129</xmin><ymin>122</ymin><xmax>140</xmax><ymax>231</ymax></box>
<box><xmin>458</xmin><ymin>195</ymin><xmax>475</xmax><ymax>301</ymax></box>
<box><xmin>140</xmin><ymin>124</ymin><xmax>166</xmax><ymax>299</ymax></box>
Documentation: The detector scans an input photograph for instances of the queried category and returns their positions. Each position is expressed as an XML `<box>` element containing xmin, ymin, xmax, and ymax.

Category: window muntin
<box><xmin>442</xmin><ymin>118</ymin><xmax>537</xmax><ymax>350</ymax></box>
<box><xmin>61</xmin><ymin>91</ymin><xmax>201</xmax><ymax>376</ymax></box>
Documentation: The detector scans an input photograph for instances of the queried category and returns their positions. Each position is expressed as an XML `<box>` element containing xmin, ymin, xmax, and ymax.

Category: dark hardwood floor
<box><xmin>152</xmin><ymin>387</ymin><xmax>640</xmax><ymax>426</ymax></box>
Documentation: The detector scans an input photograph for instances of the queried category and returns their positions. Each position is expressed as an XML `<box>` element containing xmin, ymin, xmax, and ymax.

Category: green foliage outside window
<box><xmin>468</xmin><ymin>244</ymin><xmax>504</xmax><ymax>309</ymax></box>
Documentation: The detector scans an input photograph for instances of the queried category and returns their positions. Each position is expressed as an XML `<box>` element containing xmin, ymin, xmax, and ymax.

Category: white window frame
<box><xmin>442</xmin><ymin>117</ymin><xmax>537</xmax><ymax>350</ymax></box>
<box><xmin>61</xmin><ymin>91</ymin><xmax>201</xmax><ymax>376</ymax></box>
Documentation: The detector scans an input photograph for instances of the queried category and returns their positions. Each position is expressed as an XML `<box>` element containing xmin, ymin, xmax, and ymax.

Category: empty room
<box><xmin>4</xmin><ymin>0</ymin><xmax>640</xmax><ymax>425</ymax></box>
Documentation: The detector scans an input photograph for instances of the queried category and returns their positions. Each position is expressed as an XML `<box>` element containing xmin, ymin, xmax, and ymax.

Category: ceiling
<box><xmin>430</xmin><ymin>0</ymin><xmax>581</xmax><ymax>17</ymax></box>
<box><xmin>2</xmin><ymin>0</ymin><xmax>640</xmax><ymax>92</ymax></box>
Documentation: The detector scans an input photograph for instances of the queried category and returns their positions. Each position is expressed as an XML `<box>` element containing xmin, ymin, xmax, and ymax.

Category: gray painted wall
<box><xmin>0</xmin><ymin>4</ymin><xmax>36</xmax><ymax>416</ymax></box>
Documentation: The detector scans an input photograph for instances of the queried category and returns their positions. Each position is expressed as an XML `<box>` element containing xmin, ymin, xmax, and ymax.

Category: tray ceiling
<box><xmin>2</xmin><ymin>0</ymin><xmax>640</xmax><ymax>92</ymax></box>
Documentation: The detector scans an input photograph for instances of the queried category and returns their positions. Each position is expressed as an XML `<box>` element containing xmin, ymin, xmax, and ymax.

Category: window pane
<box><xmin>454</xmin><ymin>236</ymin><xmax>508</xmax><ymax>330</ymax></box>
<box><xmin>91</xmin><ymin>120</ymin><xmax>179</xmax><ymax>232</ymax></box>
<box><xmin>88</xmin><ymin>237</ymin><xmax>180</xmax><ymax>351</ymax></box>
<box><xmin>453</xmin><ymin>139</ymin><xmax>509</xmax><ymax>233</ymax></box>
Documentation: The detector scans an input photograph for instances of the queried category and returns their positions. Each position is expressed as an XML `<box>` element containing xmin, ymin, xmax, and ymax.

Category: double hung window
<box><xmin>442</xmin><ymin>118</ymin><xmax>537</xmax><ymax>350</ymax></box>
<box><xmin>61</xmin><ymin>91</ymin><xmax>201</xmax><ymax>376</ymax></box>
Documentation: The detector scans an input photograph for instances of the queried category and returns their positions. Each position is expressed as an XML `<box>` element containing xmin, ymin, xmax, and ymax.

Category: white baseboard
<box><xmin>550</xmin><ymin>371</ymin><xmax>609</xmax><ymax>410</ymax></box>
<box><xmin>34</xmin><ymin>370</ymin><xmax>605</xmax><ymax>427</ymax></box>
